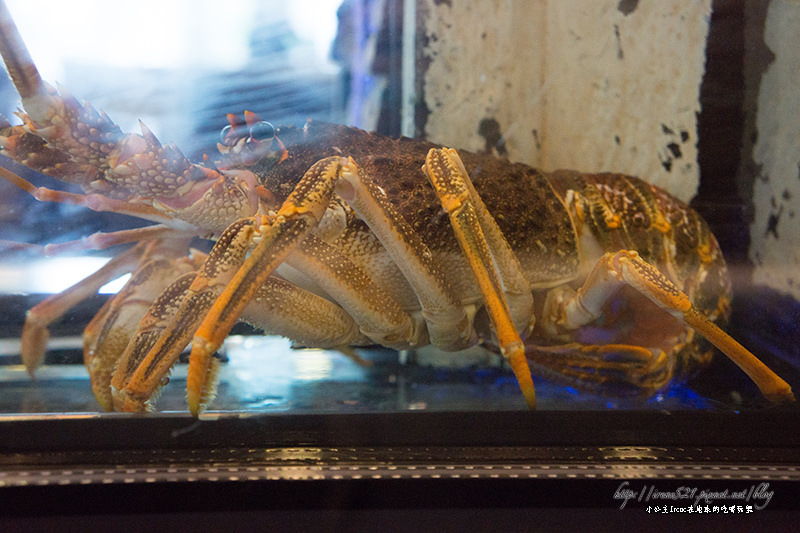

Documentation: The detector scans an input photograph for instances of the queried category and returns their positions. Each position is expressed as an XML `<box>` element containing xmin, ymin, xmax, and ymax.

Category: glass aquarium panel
<box><xmin>0</xmin><ymin>0</ymin><xmax>798</xmax><ymax>424</ymax></box>
<box><xmin>3</xmin><ymin>7</ymin><xmax>800</xmax><ymax>528</ymax></box>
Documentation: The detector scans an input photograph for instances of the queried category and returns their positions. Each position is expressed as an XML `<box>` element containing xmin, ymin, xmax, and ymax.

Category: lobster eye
<box><xmin>249</xmin><ymin>121</ymin><xmax>275</xmax><ymax>142</ymax></box>
<box><xmin>219</xmin><ymin>124</ymin><xmax>235</xmax><ymax>146</ymax></box>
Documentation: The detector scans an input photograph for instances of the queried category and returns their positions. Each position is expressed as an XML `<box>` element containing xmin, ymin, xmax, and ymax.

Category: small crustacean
<box><xmin>0</xmin><ymin>1</ymin><xmax>794</xmax><ymax>414</ymax></box>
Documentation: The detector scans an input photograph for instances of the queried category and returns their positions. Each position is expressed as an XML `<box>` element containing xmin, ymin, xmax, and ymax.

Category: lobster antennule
<box><xmin>0</xmin><ymin>0</ymin><xmax>44</xmax><ymax>99</ymax></box>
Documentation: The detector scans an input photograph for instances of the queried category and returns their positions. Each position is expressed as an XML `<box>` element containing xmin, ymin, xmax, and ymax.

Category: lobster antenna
<box><xmin>0</xmin><ymin>0</ymin><xmax>45</xmax><ymax>98</ymax></box>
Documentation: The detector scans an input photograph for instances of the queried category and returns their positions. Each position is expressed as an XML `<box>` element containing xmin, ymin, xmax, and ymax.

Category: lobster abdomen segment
<box><xmin>547</xmin><ymin>169</ymin><xmax>730</xmax><ymax>317</ymax></box>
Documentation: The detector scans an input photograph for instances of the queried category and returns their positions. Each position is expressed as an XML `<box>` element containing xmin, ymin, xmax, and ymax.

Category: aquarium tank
<box><xmin>1</xmin><ymin>1</ymin><xmax>798</xmax><ymax>529</ymax></box>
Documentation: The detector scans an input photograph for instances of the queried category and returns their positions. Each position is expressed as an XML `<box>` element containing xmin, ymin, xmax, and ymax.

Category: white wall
<box><xmin>417</xmin><ymin>0</ymin><xmax>712</xmax><ymax>202</ymax></box>
<box><xmin>749</xmin><ymin>0</ymin><xmax>800</xmax><ymax>300</ymax></box>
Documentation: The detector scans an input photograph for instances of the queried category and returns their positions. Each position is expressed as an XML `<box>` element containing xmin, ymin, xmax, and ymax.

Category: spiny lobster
<box><xmin>0</xmin><ymin>1</ymin><xmax>793</xmax><ymax>414</ymax></box>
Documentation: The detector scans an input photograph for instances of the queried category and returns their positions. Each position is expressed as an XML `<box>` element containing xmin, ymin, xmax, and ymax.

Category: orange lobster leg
<box><xmin>84</xmin><ymin>255</ymin><xmax>197</xmax><ymax>410</ymax></box>
<box><xmin>545</xmin><ymin>250</ymin><xmax>795</xmax><ymax>403</ymax></box>
<box><xmin>114</xmin><ymin>218</ymin><xmax>259</xmax><ymax>411</ymax></box>
<box><xmin>423</xmin><ymin>148</ymin><xmax>536</xmax><ymax>409</ymax></box>
<box><xmin>185</xmin><ymin>157</ymin><xmax>346</xmax><ymax>414</ymax></box>
<box><xmin>337</xmin><ymin>158</ymin><xmax>473</xmax><ymax>351</ymax></box>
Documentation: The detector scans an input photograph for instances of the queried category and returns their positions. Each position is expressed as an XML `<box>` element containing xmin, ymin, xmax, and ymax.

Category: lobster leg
<box><xmin>185</xmin><ymin>276</ymin><xmax>371</xmax><ymax>412</ymax></box>
<box><xmin>84</xmin><ymin>255</ymin><xmax>197</xmax><ymax>410</ymax></box>
<box><xmin>0</xmin><ymin>165</ymin><xmax>194</xmax><ymax>227</ymax></box>
<box><xmin>120</xmin><ymin>153</ymin><xmax>418</xmax><ymax>411</ymax></box>
<box><xmin>542</xmin><ymin>250</ymin><xmax>795</xmax><ymax>403</ymax></box>
<box><xmin>111</xmin><ymin>218</ymin><xmax>261</xmax><ymax>411</ymax></box>
<box><xmin>111</xmin><ymin>224</ymin><xmax>374</xmax><ymax>412</ymax></box>
<box><xmin>524</xmin><ymin>342</ymin><xmax>673</xmax><ymax>394</ymax></box>
<box><xmin>43</xmin><ymin>225</ymin><xmax>189</xmax><ymax>255</ymax></box>
<box><xmin>286</xmin><ymin>234</ymin><xmax>417</xmax><ymax>349</ymax></box>
<box><xmin>184</xmin><ymin>158</ymin><xmax>348</xmax><ymax>413</ymax></box>
<box><xmin>19</xmin><ymin>241</ymin><xmax>154</xmax><ymax>375</ymax></box>
<box><xmin>162</xmin><ymin>274</ymin><xmax>373</xmax><ymax>413</ymax></box>
<box><xmin>428</xmin><ymin>148</ymin><xmax>535</xmax><ymax>336</ymax></box>
<box><xmin>241</xmin><ymin>276</ymin><xmax>371</xmax><ymax>350</ymax></box>
<box><xmin>336</xmin><ymin>158</ymin><xmax>474</xmax><ymax>351</ymax></box>
<box><xmin>184</xmin><ymin>155</ymin><xmax>479</xmax><ymax>414</ymax></box>
<box><xmin>0</xmin><ymin>162</ymin><xmax>202</xmax><ymax>255</ymax></box>
<box><xmin>422</xmin><ymin>148</ymin><xmax>537</xmax><ymax>409</ymax></box>
<box><xmin>110</xmin><ymin>270</ymin><xmax>200</xmax><ymax>411</ymax></box>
